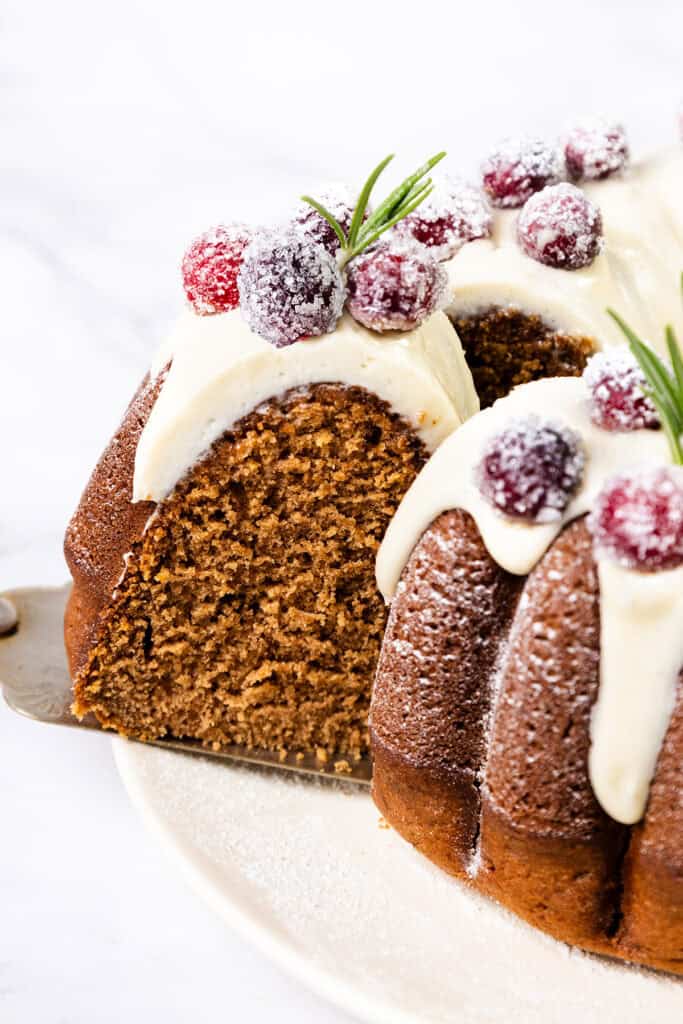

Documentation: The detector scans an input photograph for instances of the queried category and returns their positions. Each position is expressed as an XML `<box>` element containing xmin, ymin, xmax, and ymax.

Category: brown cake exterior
<box><xmin>371</xmin><ymin>510</ymin><xmax>683</xmax><ymax>974</ymax></box>
<box><xmin>65</xmin><ymin>370</ymin><xmax>166</xmax><ymax>679</ymax></box>
<box><xmin>65</xmin><ymin>380</ymin><xmax>426</xmax><ymax>759</ymax></box>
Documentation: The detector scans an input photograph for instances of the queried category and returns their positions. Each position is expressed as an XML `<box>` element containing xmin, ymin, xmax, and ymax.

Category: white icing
<box><xmin>377</xmin><ymin>377</ymin><xmax>670</xmax><ymax>595</ymax></box>
<box><xmin>445</xmin><ymin>149</ymin><xmax>683</xmax><ymax>358</ymax></box>
<box><xmin>134</xmin><ymin>310</ymin><xmax>479</xmax><ymax>503</ymax></box>
<box><xmin>590</xmin><ymin>559</ymin><xmax>683</xmax><ymax>825</ymax></box>
<box><xmin>376</xmin><ymin>376</ymin><xmax>677</xmax><ymax>824</ymax></box>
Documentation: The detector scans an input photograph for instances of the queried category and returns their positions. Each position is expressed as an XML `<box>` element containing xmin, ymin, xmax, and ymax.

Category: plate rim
<box><xmin>113</xmin><ymin>737</ymin><xmax>430</xmax><ymax>1024</ymax></box>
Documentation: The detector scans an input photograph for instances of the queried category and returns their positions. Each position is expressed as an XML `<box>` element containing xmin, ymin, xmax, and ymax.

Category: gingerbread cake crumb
<box><xmin>73</xmin><ymin>384</ymin><xmax>425</xmax><ymax>758</ymax></box>
<box><xmin>452</xmin><ymin>307</ymin><xmax>594</xmax><ymax>408</ymax></box>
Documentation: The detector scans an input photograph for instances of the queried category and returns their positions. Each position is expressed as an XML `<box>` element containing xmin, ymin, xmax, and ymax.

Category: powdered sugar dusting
<box><xmin>115</xmin><ymin>740</ymin><xmax>683</xmax><ymax>1024</ymax></box>
<box><xmin>589</xmin><ymin>467</ymin><xmax>683</xmax><ymax>571</ymax></box>
<box><xmin>481</xmin><ymin>137</ymin><xmax>563</xmax><ymax>208</ymax></box>
<box><xmin>291</xmin><ymin>181</ymin><xmax>358</xmax><ymax>254</ymax></box>
<box><xmin>565</xmin><ymin>118</ymin><xmax>629</xmax><ymax>182</ymax></box>
<box><xmin>477</xmin><ymin>415</ymin><xmax>585</xmax><ymax>522</ymax></box>
<box><xmin>517</xmin><ymin>183</ymin><xmax>603</xmax><ymax>270</ymax></box>
<box><xmin>584</xmin><ymin>350</ymin><xmax>659</xmax><ymax>431</ymax></box>
<box><xmin>238</xmin><ymin>229</ymin><xmax>346</xmax><ymax>347</ymax></box>
<box><xmin>181</xmin><ymin>224</ymin><xmax>252</xmax><ymax>315</ymax></box>
<box><xmin>346</xmin><ymin>239</ymin><xmax>448</xmax><ymax>333</ymax></box>
<box><xmin>394</xmin><ymin>177</ymin><xmax>493</xmax><ymax>260</ymax></box>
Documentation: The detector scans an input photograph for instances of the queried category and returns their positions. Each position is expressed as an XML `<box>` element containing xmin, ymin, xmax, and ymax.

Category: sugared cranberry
<box><xmin>477</xmin><ymin>416</ymin><xmax>585</xmax><ymax>522</ymax></box>
<box><xmin>584</xmin><ymin>350</ymin><xmax>659</xmax><ymax>431</ymax></box>
<box><xmin>394</xmin><ymin>178</ymin><xmax>493</xmax><ymax>261</ymax></box>
<box><xmin>589</xmin><ymin>468</ymin><xmax>683</xmax><ymax>571</ymax></box>
<box><xmin>565</xmin><ymin>119</ymin><xmax>629</xmax><ymax>181</ymax></box>
<box><xmin>517</xmin><ymin>183</ymin><xmax>603</xmax><ymax>270</ymax></box>
<box><xmin>238</xmin><ymin>230</ymin><xmax>345</xmax><ymax>347</ymax></box>
<box><xmin>346</xmin><ymin>240</ymin><xmax>447</xmax><ymax>333</ymax></box>
<box><xmin>481</xmin><ymin>138</ymin><xmax>563</xmax><ymax>209</ymax></box>
<box><xmin>292</xmin><ymin>183</ymin><xmax>357</xmax><ymax>255</ymax></box>
<box><xmin>182</xmin><ymin>224</ymin><xmax>251</xmax><ymax>315</ymax></box>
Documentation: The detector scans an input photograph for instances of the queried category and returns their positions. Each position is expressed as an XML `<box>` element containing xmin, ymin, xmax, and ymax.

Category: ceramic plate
<box><xmin>113</xmin><ymin>740</ymin><xmax>682</xmax><ymax>1023</ymax></box>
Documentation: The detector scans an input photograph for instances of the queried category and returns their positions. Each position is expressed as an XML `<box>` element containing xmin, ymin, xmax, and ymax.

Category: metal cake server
<box><xmin>0</xmin><ymin>585</ymin><xmax>372</xmax><ymax>786</ymax></box>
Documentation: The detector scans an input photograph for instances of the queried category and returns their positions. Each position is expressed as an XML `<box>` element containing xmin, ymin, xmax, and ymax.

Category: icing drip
<box><xmin>376</xmin><ymin>376</ymin><xmax>678</xmax><ymax>824</ymax></box>
<box><xmin>134</xmin><ymin>309</ymin><xmax>478</xmax><ymax>503</ymax></box>
<box><xmin>590</xmin><ymin>559</ymin><xmax>683</xmax><ymax>824</ymax></box>
<box><xmin>377</xmin><ymin>377</ymin><xmax>670</xmax><ymax>594</ymax></box>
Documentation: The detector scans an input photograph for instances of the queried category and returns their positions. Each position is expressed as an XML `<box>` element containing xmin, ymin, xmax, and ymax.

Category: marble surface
<box><xmin>1</xmin><ymin>0</ymin><xmax>682</xmax><ymax>1020</ymax></box>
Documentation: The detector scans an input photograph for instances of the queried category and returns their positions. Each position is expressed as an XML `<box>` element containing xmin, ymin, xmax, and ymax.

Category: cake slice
<box><xmin>65</xmin><ymin>155</ymin><xmax>478</xmax><ymax>762</ymax></box>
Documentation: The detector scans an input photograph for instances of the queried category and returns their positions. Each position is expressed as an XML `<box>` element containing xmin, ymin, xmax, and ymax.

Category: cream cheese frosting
<box><xmin>376</xmin><ymin>376</ymin><xmax>679</xmax><ymax>825</ymax></box>
<box><xmin>133</xmin><ymin>309</ymin><xmax>478</xmax><ymax>503</ymax></box>
<box><xmin>444</xmin><ymin>148</ymin><xmax>683</xmax><ymax>358</ymax></box>
<box><xmin>590</xmin><ymin>558</ymin><xmax>683</xmax><ymax>824</ymax></box>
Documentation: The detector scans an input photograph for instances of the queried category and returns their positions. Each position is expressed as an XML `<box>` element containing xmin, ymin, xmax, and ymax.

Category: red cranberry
<box><xmin>292</xmin><ymin>183</ymin><xmax>357</xmax><ymax>255</ymax></box>
<box><xmin>517</xmin><ymin>184</ymin><xmax>603</xmax><ymax>270</ymax></box>
<box><xmin>565</xmin><ymin>119</ymin><xmax>629</xmax><ymax>181</ymax></box>
<box><xmin>394</xmin><ymin>178</ymin><xmax>492</xmax><ymax>260</ymax></box>
<box><xmin>237</xmin><ymin>230</ymin><xmax>346</xmax><ymax>347</ymax></box>
<box><xmin>584</xmin><ymin>350</ymin><xmax>659</xmax><ymax>431</ymax></box>
<box><xmin>590</xmin><ymin>468</ymin><xmax>683</xmax><ymax>571</ymax></box>
<box><xmin>346</xmin><ymin>240</ymin><xmax>448</xmax><ymax>333</ymax></box>
<box><xmin>481</xmin><ymin>137</ymin><xmax>562</xmax><ymax>209</ymax></box>
<box><xmin>477</xmin><ymin>416</ymin><xmax>585</xmax><ymax>522</ymax></box>
<box><xmin>182</xmin><ymin>224</ymin><xmax>251</xmax><ymax>315</ymax></box>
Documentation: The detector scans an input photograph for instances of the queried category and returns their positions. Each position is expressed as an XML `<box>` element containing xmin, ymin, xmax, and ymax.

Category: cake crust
<box><xmin>64</xmin><ymin>370</ymin><xmax>166</xmax><ymax>679</ymax></box>
<box><xmin>371</xmin><ymin>510</ymin><xmax>683</xmax><ymax>975</ymax></box>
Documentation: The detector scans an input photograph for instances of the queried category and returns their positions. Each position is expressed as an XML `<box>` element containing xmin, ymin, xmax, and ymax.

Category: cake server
<box><xmin>0</xmin><ymin>585</ymin><xmax>372</xmax><ymax>786</ymax></box>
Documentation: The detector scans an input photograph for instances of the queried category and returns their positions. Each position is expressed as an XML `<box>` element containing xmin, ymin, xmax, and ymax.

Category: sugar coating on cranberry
<box><xmin>589</xmin><ymin>468</ymin><xmax>683</xmax><ymax>571</ymax></box>
<box><xmin>477</xmin><ymin>416</ymin><xmax>585</xmax><ymax>522</ymax></box>
<box><xmin>565</xmin><ymin>118</ymin><xmax>629</xmax><ymax>181</ymax></box>
<box><xmin>292</xmin><ymin>182</ymin><xmax>357</xmax><ymax>254</ymax></box>
<box><xmin>583</xmin><ymin>350</ymin><xmax>659</xmax><ymax>431</ymax></box>
<box><xmin>393</xmin><ymin>178</ymin><xmax>493</xmax><ymax>260</ymax></box>
<box><xmin>517</xmin><ymin>183</ymin><xmax>603</xmax><ymax>270</ymax></box>
<box><xmin>182</xmin><ymin>224</ymin><xmax>251</xmax><ymax>315</ymax></box>
<box><xmin>346</xmin><ymin>240</ymin><xmax>448</xmax><ymax>333</ymax></box>
<box><xmin>481</xmin><ymin>137</ymin><xmax>563</xmax><ymax>209</ymax></box>
<box><xmin>238</xmin><ymin>230</ymin><xmax>346</xmax><ymax>347</ymax></box>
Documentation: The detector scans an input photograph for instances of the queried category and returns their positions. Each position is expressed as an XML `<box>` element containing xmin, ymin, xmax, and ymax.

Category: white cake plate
<box><xmin>114</xmin><ymin>739</ymin><xmax>681</xmax><ymax>1024</ymax></box>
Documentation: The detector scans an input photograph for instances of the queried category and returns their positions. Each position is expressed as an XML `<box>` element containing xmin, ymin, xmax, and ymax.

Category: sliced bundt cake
<box><xmin>66</xmin><ymin>119</ymin><xmax>683</xmax><ymax>779</ymax></box>
<box><xmin>65</xmin><ymin>155</ymin><xmax>479</xmax><ymax>763</ymax></box>
<box><xmin>372</xmin><ymin>351</ymin><xmax>683</xmax><ymax>973</ymax></box>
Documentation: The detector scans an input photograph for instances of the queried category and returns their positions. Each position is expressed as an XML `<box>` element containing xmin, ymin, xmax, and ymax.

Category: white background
<box><xmin>1</xmin><ymin>1</ymin><xmax>682</xmax><ymax>1020</ymax></box>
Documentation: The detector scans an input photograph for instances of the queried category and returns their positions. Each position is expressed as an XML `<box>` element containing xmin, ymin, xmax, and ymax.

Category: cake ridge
<box><xmin>371</xmin><ymin>349</ymin><xmax>683</xmax><ymax>970</ymax></box>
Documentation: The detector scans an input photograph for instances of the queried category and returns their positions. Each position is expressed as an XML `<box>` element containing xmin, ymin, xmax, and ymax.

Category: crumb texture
<box><xmin>74</xmin><ymin>384</ymin><xmax>425</xmax><ymax>758</ymax></box>
<box><xmin>452</xmin><ymin>307</ymin><xmax>594</xmax><ymax>408</ymax></box>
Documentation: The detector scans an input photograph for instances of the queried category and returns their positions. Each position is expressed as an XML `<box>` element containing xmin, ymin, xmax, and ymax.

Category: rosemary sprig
<box><xmin>607</xmin><ymin>306</ymin><xmax>683</xmax><ymax>465</ymax></box>
<box><xmin>301</xmin><ymin>151</ymin><xmax>446</xmax><ymax>268</ymax></box>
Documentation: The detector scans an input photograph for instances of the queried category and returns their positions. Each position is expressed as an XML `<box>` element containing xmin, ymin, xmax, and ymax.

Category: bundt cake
<box><xmin>66</xmin><ymin>119</ymin><xmax>683</xmax><ymax>801</ymax></box>
<box><xmin>65</xmin><ymin>154</ymin><xmax>479</xmax><ymax>764</ymax></box>
<box><xmin>372</xmin><ymin>352</ymin><xmax>683</xmax><ymax>973</ymax></box>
